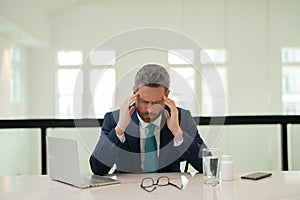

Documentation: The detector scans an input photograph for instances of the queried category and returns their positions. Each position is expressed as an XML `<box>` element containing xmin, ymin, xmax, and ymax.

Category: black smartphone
<box><xmin>241</xmin><ymin>172</ymin><xmax>272</xmax><ymax>180</ymax></box>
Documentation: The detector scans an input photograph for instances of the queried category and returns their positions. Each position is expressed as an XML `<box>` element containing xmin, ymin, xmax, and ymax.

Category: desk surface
<box><xmin>1</xmin><ymin>171</ymin><xmax>300</xmax><ymax>200</ymax></box>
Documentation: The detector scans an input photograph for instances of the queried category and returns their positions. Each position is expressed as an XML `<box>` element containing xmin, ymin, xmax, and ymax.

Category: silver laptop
<box><xmin>46</xmin><ymin>136</ymin><xmax>120</xmax><ymax>188</ymax></box>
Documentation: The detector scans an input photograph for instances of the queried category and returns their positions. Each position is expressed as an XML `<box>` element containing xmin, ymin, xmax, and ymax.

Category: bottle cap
<box><xmin>222</xmin><ymin>155</ymin><xmax>232</xmax><ymax>161</ymax></box>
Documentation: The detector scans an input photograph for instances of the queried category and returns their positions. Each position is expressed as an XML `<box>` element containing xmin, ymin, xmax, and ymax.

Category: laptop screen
<box><xmin>46</xmin><ymin>136</ymin><xmax>82</xmax><ymax>186</ymax></box>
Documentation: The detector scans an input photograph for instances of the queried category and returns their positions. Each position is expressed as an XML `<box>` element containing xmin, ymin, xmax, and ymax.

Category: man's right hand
<box><xmin>115</xmin><ymin>93</ymin><xmax>138</xmax><ymax>135</ymax></box>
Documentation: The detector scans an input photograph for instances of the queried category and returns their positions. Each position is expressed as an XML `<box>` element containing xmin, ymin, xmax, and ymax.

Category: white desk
<box><xmin>1</xmin><ymin>171</ymin><xmax>300</xmax><ymax>200</ymax></box>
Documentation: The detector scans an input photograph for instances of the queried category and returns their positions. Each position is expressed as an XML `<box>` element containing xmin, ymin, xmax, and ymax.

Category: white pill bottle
<box><xmin>221</xmin><ymin>155</ymin><xmax>234</xmax><ymax>181</ymax></box>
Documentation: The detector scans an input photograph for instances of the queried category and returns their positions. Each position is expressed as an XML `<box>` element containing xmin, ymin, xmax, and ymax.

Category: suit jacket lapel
<box><xmin>124</xmin><ymin>111</ymin><xmax>142</xmax><ymax>172</ymax></box>
<box><xmin>126</xmin><ymin>110</ymin><xmax>140</xmax><ymax>153</ymax></box>
<box><xmin>158</xmin><ymin>113</ymin><xmax>174</xmax><ymax>168</ymax></box>
<box><xmin>159</xmin><ymin>111</ymin><xmax>174</xmax><ymax>147</ymax></box>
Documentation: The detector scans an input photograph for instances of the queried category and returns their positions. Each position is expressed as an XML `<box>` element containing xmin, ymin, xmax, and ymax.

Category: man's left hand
<box><xmin>163</xmin><ymin>96</ymin><xmax>183</xmax><ymax>141</ymax></box>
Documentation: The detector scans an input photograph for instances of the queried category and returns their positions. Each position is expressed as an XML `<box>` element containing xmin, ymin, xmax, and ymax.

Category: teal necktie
<box><xmin>144</xmin><ymin>123</ymin><xmax>157</xmax><ymax>173</ymax></box>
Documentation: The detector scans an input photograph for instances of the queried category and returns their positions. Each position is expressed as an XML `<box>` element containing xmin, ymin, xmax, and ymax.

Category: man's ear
<box><xmin>165</xmin><ymin>89</ymin><xmax>170</xmax><ymax>97</ymax></box>
<box><xmin>133</xmin><ymin>87</ymin><xmax>137</xmax><ymax>94</ymax></box>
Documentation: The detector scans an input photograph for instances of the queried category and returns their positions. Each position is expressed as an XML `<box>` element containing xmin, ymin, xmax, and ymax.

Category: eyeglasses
<box><xmin>140</xmin><ymin>176</ymin><xmax>183</xmax><ymax>192</ymax></box>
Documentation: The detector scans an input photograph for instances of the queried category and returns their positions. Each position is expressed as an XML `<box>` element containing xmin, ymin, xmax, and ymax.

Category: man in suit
<box><xmin>90</xmin><ymin>64</ymin><xmax>206</xmax><ymax>175</ymax></box>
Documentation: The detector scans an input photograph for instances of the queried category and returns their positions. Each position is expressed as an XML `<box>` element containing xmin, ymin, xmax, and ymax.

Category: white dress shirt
<box><xmin>116</xmin><ymin>113</ymin><xmax>184</xmax><ymax>171</ymax></box>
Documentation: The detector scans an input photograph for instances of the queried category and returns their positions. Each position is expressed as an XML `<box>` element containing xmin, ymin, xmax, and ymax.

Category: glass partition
<box><xmin>47</xmin><ymin>127</ymin><xmax>101</xmax><ymax>174</ymax></box>
<box><xmin>196</xmin><ymin>125</ymin><xmax>281</xmax><ymax>173</ymax></box>
<box><xmin>0</xmin><ymin>129</ymin><xmax>40</xmax><ymax>176</ymax></box>
<box><xmin>0</xmin><ymin>124</ymin><xmax>295</xmax><ymax>175</ymax></box>
<box><xmin>288</xmin><ymin>125</ymin><xmax>300</xmax><ymax>170</ymax></box>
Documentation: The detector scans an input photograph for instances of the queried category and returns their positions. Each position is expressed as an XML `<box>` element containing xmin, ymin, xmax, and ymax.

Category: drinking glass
<box><xmin>202</xmin><ymin>148</ymin><xmax>221</xmax><ymax>186</ymax></box>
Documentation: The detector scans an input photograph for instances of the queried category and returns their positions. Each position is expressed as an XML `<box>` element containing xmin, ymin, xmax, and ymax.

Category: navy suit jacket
<box><xmin>90</xmin><ymin>107</ymin><xmax>206</xmax><ymax>175</ymax></box>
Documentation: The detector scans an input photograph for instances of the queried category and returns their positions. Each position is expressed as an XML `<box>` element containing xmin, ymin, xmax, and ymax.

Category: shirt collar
<box><xmin>137</xmin><ymin>112</ymin><xmax>162</xmax><ymax>128</ymax></box>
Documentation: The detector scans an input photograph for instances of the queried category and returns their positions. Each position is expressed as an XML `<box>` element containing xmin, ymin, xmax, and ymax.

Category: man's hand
<box><xmin>163</xmin><ymin>96</ymin><xmax>183</xmax><ymax>141</ymax></box>
<box><xmin>115</xmin><ymin>93</ymin><xmax>138</xmax><ymax>135</ymax></box>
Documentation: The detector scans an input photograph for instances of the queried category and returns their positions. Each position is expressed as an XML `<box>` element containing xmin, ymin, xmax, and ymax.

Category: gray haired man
<box><xmin>90</xmin><ymin>64</ymin><xmax>206</xmax><ymax>175</ymax></box>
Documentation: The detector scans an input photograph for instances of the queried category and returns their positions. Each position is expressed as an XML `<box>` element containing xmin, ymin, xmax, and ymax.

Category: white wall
<box><xmin>227</xmin><ymin>0</ymin><xmax>270</xmax><ymax>114</ymax></box>
<box><xmin>0</xmin><ymin>36</ymin><xmax>41</xmax><ymax>175</ymax></box>
<box><xmin>0</xmin><ymin>0</ymin><xmax>51</xmax><ymax>46</ymax></box>
<box><xmin>27</xmin><ymin>48</ymin><xmax>56</xmax><ymax>118</ymax></box>
<box><xmin>0</xmin><ymin>0</ymin><xmax>299</xmax><ymax>175</ymax></box>
<box><xmin>49</xmin><ymin>0</ymin><xmax>300</xmax><ymax>116</ymax></box>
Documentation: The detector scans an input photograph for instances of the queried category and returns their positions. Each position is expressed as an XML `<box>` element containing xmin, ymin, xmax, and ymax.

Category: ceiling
<box><xmin>0</xmin><ymin>0</ymin><xmax>172</xmax><ymax>46</ymax></box>
<box><xmin>0</xmin><ymin>0</ymin><xmax>85</xmax><ymax>45</ymax></box>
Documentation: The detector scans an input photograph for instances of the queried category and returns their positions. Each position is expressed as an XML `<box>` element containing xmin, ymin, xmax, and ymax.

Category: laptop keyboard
<box><xmin>94</xmin><ymin>175</ymin><xmax>119</xmax><ymax>182</ymax></box>
<box><xmin>81</xmin><ymin>175</ymin><xmax>118</xmax><ymax>186</ymax></box>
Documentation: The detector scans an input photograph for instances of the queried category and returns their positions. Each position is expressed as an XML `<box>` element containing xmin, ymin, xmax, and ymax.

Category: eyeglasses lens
<box><xmin>157</xmin><ymin>177</ymin><xmax>169</xmax><ymax>186</ymax></box>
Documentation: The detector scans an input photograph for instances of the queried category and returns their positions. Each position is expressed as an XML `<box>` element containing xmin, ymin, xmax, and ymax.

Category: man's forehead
<box><xmin>137</xmin><ymin>84</ymin><xmax>165</xmax><ymax>90</ymax></box>
<box><xmin>138</xmin><ymin>95</ymin><xmax>163</xmax><ymax>101</ymax></box>
<box><xmin>138</xmin><ymin>85</ymin><xmax>163</xmax><ymax>92</ymax></box>
<box><xmin>138</xmin><ymin>88</ymin><xmax>164</xmax><ymax>101</ymax></box>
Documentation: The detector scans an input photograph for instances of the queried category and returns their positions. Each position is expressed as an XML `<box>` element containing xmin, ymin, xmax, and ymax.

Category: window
<box><xmin>282</xmin><ymin>68</ymin><xmax>300</xmax><ymax>114</ymax></box>
<box><xmin>10</xmin><ymin>68</ymin><xmax>20</xmax><ymax>104</ymax></box>
<box><xmin>168</xmin><ymin>50</ymin><xmax>194</xmax><ymax>65</ymax></box>
<box><xmin>89</xmin><ymin>50</ymin><xmax>116</xmax><ymax>66</ymax></box>
<box><xmin>56</xmin><ymin>50</ymin><xmax>116</xmax><ymax>118</ymax></box>
<box><xmin>57</xmin><ymin>50</ymin><xmax>84</xmax><ymax>118</ymax></box>
<box><xmin>167</xmin><ymin>48</ymin><xmax>227</xmax><ymax>116</ymax></box>
<box><xmin>200</xmin><ymin>49</ymin><xmax>226</xmax><ymax>65</ymax></box>
<box><xmin>57</xmin><ymin>51</ymin><xmax>83</xmax><ymax>66</ymax></box>
<box><xmin>9</xmin><ymin>45</ymin><xmax>20</xmax><ymax>62</ymax></box>
<box><xmin>169</xmin><ymin>67</ymin><xmax>197</xmax><ymax>114</ymax></box>
<box><xmin>201</xmin><ymin>67</ymin><xmax>227</xmax><ymax>116</ymax></box>
<box><xmin>282</xmin><ymin>48</ymin><xmax>300</xmax><ymax>63</ymax></box>
<box><xmin>90</xmin><ymin>69</ymin><xmax>116</xmax><ymax>118</ymax></box>
<box><xmin>57</xmin><ymin>69</ymin><xmax>83</xmax><ymax>118</ymax></box>
<box><xmin>200</xmin><ymin>49</ymin><xmax>227</xmax><ymax>116</ymax></box>
<box><xmin>9</xmin><ymin>45</ymin><xmax>21</xmax><ymax>104</ymax></box>
<box><xmin>282</xmin><ymin>47</ymin><xmax>300</xmax><ymax>115</ymax></box>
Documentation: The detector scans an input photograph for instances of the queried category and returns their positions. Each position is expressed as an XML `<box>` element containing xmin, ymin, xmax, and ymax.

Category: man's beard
<box><xmin>139</xmin><ymin>109</ymin><xmax>164</xmax><ymax>123</ymax></box>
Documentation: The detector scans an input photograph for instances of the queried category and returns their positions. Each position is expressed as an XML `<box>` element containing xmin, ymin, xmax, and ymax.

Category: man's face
<box><xmin>134</xmin><ymin>86</ymin><xmax>167</xmax><ymax>123</ymax></box>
